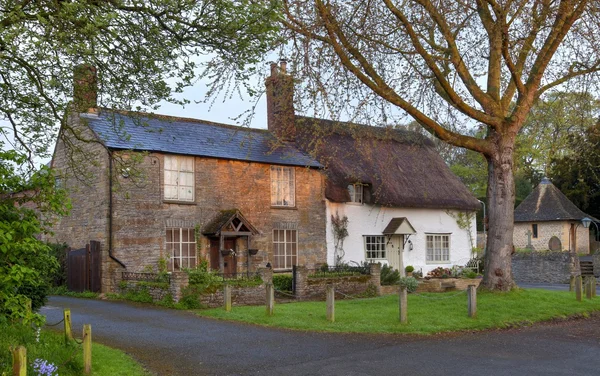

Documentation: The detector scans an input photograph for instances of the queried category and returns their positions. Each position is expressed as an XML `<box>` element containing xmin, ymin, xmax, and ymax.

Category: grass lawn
<box><xmin>1</xmin><ymin>323</ymin><xmax>150</xmax><ymax>375</ymax></box>
<box><xmin>195</xmin><ymin>288</ymin><xmax>600</xmax><ymax>334</ymax></box>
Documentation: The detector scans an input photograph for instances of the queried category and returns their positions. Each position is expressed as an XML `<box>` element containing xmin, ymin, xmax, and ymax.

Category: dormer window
<box><xmin>348</xmin><ymin>183</ymin><xmax>363</xmax><ymax>203</ymax></box>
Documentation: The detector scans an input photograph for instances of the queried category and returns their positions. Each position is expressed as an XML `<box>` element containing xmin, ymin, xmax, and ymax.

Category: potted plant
<box><xmin>220</xmin><ymin>249</ymin><xmax>234</xmax><ymax>256</ymax></box>
<box><xmin>405</xmin><ymin>265</ymin><xmax>414</xmax><ymax>277</ymax></box>
<box><xmin>248</xmin><ymin>249</ymin><xmax>259</xmax><ymax>256</ymax></box>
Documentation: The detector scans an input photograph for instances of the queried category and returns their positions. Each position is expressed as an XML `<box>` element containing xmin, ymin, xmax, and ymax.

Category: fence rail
<box><xmin>121</xmin><ymin>272</ymin><xmax>170</xmax><ymax>283</ymax></box>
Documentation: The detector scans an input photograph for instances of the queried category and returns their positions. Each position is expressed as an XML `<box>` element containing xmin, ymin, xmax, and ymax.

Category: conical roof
<box><xmin>514</xmin><ymin>178</ymin><xmax>590</xmax><ymax>222</ymax></box>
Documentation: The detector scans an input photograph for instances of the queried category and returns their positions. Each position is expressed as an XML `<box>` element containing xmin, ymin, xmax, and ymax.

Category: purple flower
<box><xmin>32</xmin><ymin>359</ymin><xmax>58</xmax><ymax>376</ymax></box>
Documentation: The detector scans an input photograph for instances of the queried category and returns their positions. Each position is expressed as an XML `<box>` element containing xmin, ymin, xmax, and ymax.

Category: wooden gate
<box><xmin>67</xmin><ymin>241</ymin><xmax>101</xmax><ymax>292</ymax></box>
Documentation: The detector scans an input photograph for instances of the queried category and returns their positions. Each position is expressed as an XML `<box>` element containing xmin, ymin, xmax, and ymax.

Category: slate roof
<box><xmin>295</xmin><ymin>117</ymin><xmax>481</xmax><ymax>211</ymax></box>
<box><xmin>514</xmin><ymin>178</ymin><xmax>592</xmax><ymax>222</ymax></box>
<box><xmin>81</xmin><ymin>110</ymin><xmax>321</xmax><ymax>168</ymax></box>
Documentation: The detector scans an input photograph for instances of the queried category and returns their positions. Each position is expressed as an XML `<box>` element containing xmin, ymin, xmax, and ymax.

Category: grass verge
<box><xmin>195</xmin><ymin>288</ymin><xmax>600</xmax><ymax>334</ymax></box>
<box><xmin>0</xmin><ymin>323</ymin><xmax>150</xmax><ymax>375</ymax></box>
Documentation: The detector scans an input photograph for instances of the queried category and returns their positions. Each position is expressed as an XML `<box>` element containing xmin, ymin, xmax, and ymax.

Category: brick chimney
<box><xmin>73</xmin><ymin>64</ymin><xmax>98</xmax><ymax>113</ymax></box>
<box><xmin>265</xmin><ymin>60</ymin><xmax>295</xmax><ymax>141</ymax></box>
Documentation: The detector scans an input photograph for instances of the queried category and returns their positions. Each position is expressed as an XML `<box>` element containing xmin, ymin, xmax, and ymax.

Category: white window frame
<box><xmin>347</xmin><ymin>183</ymin><xmax>363</xmax><ymax>204</ymax></box>
<box><xmin>166</xmin><ymin>228</ymin><xmax>197</xmax><ymax>271</ymax></box>
<box><xmin>270</xmin><ymin>166</ymin><xmax>295</xmax><ymax>207</ymax></box>
<box><xmin>164</xmin><ymin>155</ymin><xmax>195</xmax><ymax>202</ymax></box>
<box><xmin>426</xmin><ymin>234</ymin><xmax>450</xmax><ymax>263</ymax></box>
<box><xmin>273</xmin><ymin>229</ymin><xmax>297</xmax><ymax>270</ymax></box>
<box><xmin>364</xmin><ymin>235</ymin><xmax>386</xmax><ymax>261</ymax></box>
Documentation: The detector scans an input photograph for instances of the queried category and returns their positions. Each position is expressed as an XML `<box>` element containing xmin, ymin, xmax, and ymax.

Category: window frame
<box><xmin>272</xmin><ymin>229</ymin><xmax>298</xmax><ymax>270</ymax></box>
<box><xmin>270</xmin><ymin>166</ymin><xmax>295</xmax><ymax>207</ymax></box>
<box><xmin>426</xmin><ymin>233</ymin><xmax>451</xmax><ymax>264</ymax></box>
<box><xmin>364</xmin><ymin>235</ymin><xmax>387</xmax><ymax>261</ymax></box>
<box><xmin>347</xmin><ymin>183</ymin><xmax>364</xmax><ymax>204</ymax></box>
<box><xmin>532</xmin><ymin>224</ymin><xmax>538</xmax><ymax>239</ymax></box>
<box><xmin>164</xmin><ymin>155</ymin><xmax>195</xmax><ymax>202</ymax></box>
<box><xmin>166</xmin><ymin>227</ymin><xmax>197</xmax><ymax>271</ymax></box>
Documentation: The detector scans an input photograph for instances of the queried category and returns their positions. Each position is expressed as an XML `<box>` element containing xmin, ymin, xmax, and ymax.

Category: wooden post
<box><xmin>593</xmin><ymin>277</ymin><xmax>597</xmax><ymax>298</ymax></box>
<box><xmin>266</xmin><ymin>283</ymin><xmax>274</xmax><ymax>316</ymax></box>
<box><xmin>83</xmin><ymin>324</ymin><xmax>92</xmax><ymax>375</ymax></box>
<box><xmin>224</xmin><ymin>284</ymin><xmax>232</xmax><ymax>312</ymax></box>
<box><xmin>326</xmin><ymin>284</ymin><xmax>335</xmax><ymax>322</ymax></box>
<box><xmin>575</xmin><ymin>275</ymin><xmax>583</xmax><ymax>302</ymax></box>
<box><xmin>64</xmin><ymin>308</ymin><xmax>73</xmax><ymax>345</ymax></box>
<box><xmin>399</xmin><ymin>286</ymin><xmax>408</xmax><ymax>324</ymax></box>
<box><xmin>467</xmin><ymin>285</ymin><xmax>477</xmax><ymax>318</ymax></box>
<box><xmin>11</xmin><ymin>346</ymin><xmax>26</xmax><ymax>376</ymax></box>
<box><xmin>569</xmin><ymin>275</ymin><xmax>575</xmax><ymax>291</ymax></box>
<box><xmin>586</xmin><ymin>277</ymin><xmax>593</xmax><ymax>300</ymax></box>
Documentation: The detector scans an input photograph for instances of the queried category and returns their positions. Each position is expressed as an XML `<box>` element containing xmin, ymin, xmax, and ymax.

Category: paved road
<box><xmin>42</xmin><ymin>295</ymin><xmax>600</xmax><ymax>376</ymax></box>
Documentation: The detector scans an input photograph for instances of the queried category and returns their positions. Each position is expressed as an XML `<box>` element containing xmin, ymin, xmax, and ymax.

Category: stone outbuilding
<box><xmin>513</xmin><ymin>178</ymin><xmax>597</xmax><ymax>253</ymax></box>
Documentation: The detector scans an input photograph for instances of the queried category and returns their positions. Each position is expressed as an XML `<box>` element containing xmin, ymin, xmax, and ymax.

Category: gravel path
<box><xmin>41</xmin><ymin>295</ymin><xmax>600</xmax><ymax>376</ymax></box>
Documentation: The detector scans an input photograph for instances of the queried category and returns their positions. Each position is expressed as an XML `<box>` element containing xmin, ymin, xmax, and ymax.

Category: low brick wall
<box><xmin>512</xmin><ymin>251</ymin><xmax>579</xmax><ymax>284</ymax></box>
<box><xmin>416</xmin><ymin>278</ymin><xmax>481</xmax><ymax>293</ymax></box>
<box><xmin>199</xmin><ymin>285</ymin><xmax>266</xmax><ymax>308</ymax></box>
<box><xmin>118</xmin><ymin>281</ymin><xmax>171</xmax><ymax>301</ymax></box>
<box><xmin>294</xmin><ymin>264</ymin><xmax>380</xmax><ymax>300</ymax></box>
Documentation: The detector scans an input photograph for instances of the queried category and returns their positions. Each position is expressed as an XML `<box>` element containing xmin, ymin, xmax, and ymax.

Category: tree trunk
<box><xmin>480</xmin><ymin>138</ymin><xmax>517</xmax><ymax>291</ymax></box>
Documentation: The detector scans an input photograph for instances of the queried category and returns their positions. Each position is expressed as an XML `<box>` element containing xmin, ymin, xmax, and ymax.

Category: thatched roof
<box><xmin>514</xmin><ymin>178</ymin><xmax>592</xmax><ymax>222</ymax></box>
<box><xmin>295</xmin><ymin>117</ymin><xmax>480</xmax><ymax>211</ymax></box>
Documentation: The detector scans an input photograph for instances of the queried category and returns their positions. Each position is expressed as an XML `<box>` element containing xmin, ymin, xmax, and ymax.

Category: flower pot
<box><xmin>220</xmin><ymin>249</ymin><xmax>232</xmax><ymax>256</ymax></box>
<box><xmin>406</xmin><ymin>271</ymin><xmax>413</xmax><ymax>277</ymax></box>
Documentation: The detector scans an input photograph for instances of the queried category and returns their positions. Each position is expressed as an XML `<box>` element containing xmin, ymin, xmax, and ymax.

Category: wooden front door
<box><xmin>210</xmin><ymin>238</ymin><xmax>237</xmax><ymax>275</ymax></box>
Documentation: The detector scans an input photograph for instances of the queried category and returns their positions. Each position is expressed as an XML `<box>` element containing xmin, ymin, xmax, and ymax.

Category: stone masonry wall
<box><xmin>514</xmin><ymin>222</ymin><xmax>590</xmax><ymax>253</ymax></box>
<box><xmin>293</xmin><ymin>264</ymin><xmax>380</xmax><ymax>300</ymax></box>
<box><xmin>48</xmin><ymin>111</ymin><xmax>113</xmax><ymax>292</ymax></box>
<box><xmin>512</xmin><ymin>251</ymin><xmax>579</xmax><ymax>284</ymax></box>
<box><xmin>110</xmin><ymin>152</ymin><xmax>327</xmax><ymax>289</ymax></box>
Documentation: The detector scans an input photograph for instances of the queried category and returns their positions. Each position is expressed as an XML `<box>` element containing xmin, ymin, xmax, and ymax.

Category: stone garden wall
<box><xmin>293</xmin><ymin>264</ymin><xmax>381</xmax><ymax>300</ymax></box>
<box><xmin>512</xmin><ymin>251</ymin><xmax>579</xmax><ymax>284</ymax></box>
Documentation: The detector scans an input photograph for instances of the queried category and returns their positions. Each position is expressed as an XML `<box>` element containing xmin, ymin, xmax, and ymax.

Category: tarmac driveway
<box><xmin>41</xmin><ymin>295</ymin><xmax>600</xmax><ymax>376</ymax></box>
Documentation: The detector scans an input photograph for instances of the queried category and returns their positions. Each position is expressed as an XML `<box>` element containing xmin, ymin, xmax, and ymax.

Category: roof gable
<box><xmin>514</xmin><ymin>178</ymin><xmax>590</xmax><ymax>222</ymax></box>
<box><xmin>382</xmin><ymin>217</ymin><xmax>417</xmax><ymax>235</ymax></box>
<box><xmin>295</xmin><ymin>117</ymin><xmax>480</xmax><ymax>211</ymax></box>
<box><xmin>82</xmin><ymin>110</ymin><xmax>321</xmax><ymax>168</ymax></box>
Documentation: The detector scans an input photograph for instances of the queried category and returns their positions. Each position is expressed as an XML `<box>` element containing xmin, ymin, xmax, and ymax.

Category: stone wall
<box><xmin>512</xmin><ymin>251</ymin><xmax>579</xmax><ymax>284</ymax></box>
<box><xmin>594</xmin><ymin>253</ymin><xmax>600</xmax><ymax>278</ymax></box>
<box><xmin>293</xmin><ymin>264</ymin><xmax>380</xmax><ymax>300</ymax></box>
<box><xmin>514</xmin><ymin>221</ymin><xmax>590</xmax><ymax>253</ymax></box>
<box><xmin>110</xmin><ymin>153</ymin><xmax>326</xmax><ymax>278</ymax></box>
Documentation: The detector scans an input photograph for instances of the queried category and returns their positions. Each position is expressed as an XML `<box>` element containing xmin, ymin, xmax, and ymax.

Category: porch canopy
<box><xmin>202</xmin><ymin>209</ymin><xmax>259</xmax><ymax>273</ymax></box>
<box><xmin>382</xmin><ymin>217</ymin><xmax>416</xmax><ymax>236</ymax></box>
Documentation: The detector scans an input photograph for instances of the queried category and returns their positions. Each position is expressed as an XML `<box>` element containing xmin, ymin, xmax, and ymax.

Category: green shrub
<box><xmin>398</xmin><ymin>276</ymin><xmax>419</xmax><ymax>293</ymax></box>
<box><xmin>273</xmin><ymin>274</ymin><xmax>293</xmax><ymax>291</ymax></box>
<box><xmin>404</xmin><ymin>265</ymin><xmax>414</xmax><ymax>273</ymax></box>
<box><xmin>177</xmin><ymin>286</ymin><xmax>203</xmax><ymax>309</ymax></box>
<box><xmin>380</xmin><ymin>264</ymin><xmax>400</xmax><ymax>286</ymax></box>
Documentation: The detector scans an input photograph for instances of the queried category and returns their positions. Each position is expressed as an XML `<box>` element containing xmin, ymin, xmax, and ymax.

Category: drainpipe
<box><xmin>108</xmin><ymin>151</ymin><xmax>126</xmax><ymax>269</ymax></box>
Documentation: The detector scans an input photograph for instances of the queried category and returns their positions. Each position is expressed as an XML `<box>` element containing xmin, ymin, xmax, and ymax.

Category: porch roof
<box><xmin>202</xmin><ymin>209</ymin><xmax>259</xmax><ymax>236</ymax></box>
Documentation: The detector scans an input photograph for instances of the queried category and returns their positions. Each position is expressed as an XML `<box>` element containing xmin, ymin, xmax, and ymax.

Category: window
<box><xmin>164</xmin><ymin>155</ymin><xmax>194</xmax><ymax>202</ymax></box>
<box><xmin>166</xmin><ymin>228</ymin><xmax>196</xmax><ymax>271</ymax></box>
<box><xmin>273</xmin><ymin>229</ymin><xmax>297</xmax><ymax>270</ymax></box>
<box><xmin>347</xmin><ymin>183</ymin><xmax>363</xmax><ymax>203</ymax></box>
<box><xmin>364</xmin><ymin>235</ymin><xmax>386</xmax><ymax>260</ymax></box>
<box><xmin>426</xmin><ymin>234</ymin><xmax>450</xmax><ymax>263</ymax></box>
<box><xmin>532</xmin><ymin>224</ymin><xmax>538</xmax><ymax>238</ymax></box>
<box><xmin>270</xmin><ymin>166</ymin><xmax>295</xmax><ymax>207</ymax></box>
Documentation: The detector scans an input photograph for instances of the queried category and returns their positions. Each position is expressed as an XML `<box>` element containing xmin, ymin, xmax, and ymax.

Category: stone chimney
<box><xmin>73</xmin><ymin>64</ymin><xmax>98</xmax><ymax>113</ymax></box>
<box><xmin>265</xmin><ymin>60</ymin><xmax>295</xmax><ymax>141</ymax></box>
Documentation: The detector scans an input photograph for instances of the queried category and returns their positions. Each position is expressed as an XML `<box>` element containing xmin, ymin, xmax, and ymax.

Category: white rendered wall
<box><xmin>325</xmin><ymin>201</ymin><xmax>477</xmax><ymax>275</ymax></box>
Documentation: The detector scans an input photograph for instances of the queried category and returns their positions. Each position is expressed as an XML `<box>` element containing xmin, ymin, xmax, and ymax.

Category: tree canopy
<box><xmin>0</xmin><ymin>0</ymin><xmax>280</xmax><ymax>163</ymax></box>
<box><xmin>281</xmin><ymin>0</ymin><xmax>600</xmax><ymax>290</ymax></box>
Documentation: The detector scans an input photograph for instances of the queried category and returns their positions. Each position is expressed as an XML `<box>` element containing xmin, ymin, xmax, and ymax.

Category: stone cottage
<box><xmin>513</xmin><ymin>178</ymin><xmax>596</xmax><ymax>253</ymax></box>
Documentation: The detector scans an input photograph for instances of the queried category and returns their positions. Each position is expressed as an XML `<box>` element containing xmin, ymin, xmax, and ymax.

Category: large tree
<box><xmin>281</xmin><ymin>0</ymin><xmax>600</xmax><ymax>290</ymax></box>
<box><xmin>0</xmin><ymin>0</ymin><xmax>280</xmax><ymax>163</ymax></box>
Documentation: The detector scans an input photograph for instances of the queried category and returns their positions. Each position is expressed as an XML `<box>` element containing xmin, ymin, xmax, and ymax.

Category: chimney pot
<box><xmin>279</xmin><ymin>59</ymin><xmax>287</xmax><ymax>74</ymax></box>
